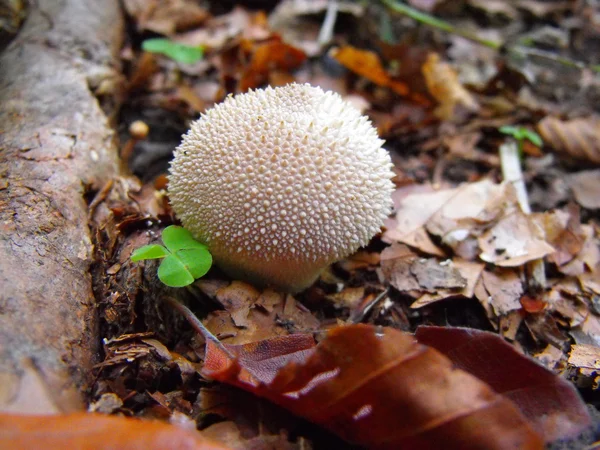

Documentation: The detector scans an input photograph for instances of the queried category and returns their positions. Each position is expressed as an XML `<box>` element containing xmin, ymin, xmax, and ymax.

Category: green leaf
<box><xmin>131</xmin><ymin>244</ymin><xmax>170</xmax><ymax>261</ymax></box>
<box><xmin>522</xmin><ymin>129</ymin><xmax>543</xmax><ymax>147</ymax></box>
<box><xmin>499</xmin><ymin>125</ymin><xmax>543</xmax><ymax>147</ymax></box>
<box><xmin>142</xmin><ymin>38</ymin><xmax>204</xmax><ymax>64</ymax></box>
<box><xmin>499</xmin><ymin>125</ymin><xmax>522</xmax><ymax>139</ymax></box>
<box><xmin>158</xmin><ymin>255</ymin><xmax>195</xmax><ymax>287</ymax></box>
<box><xmin>175</xmin><ymin>247</ymin><xmax>213</xmax><ymax>279</ymax></box>
<box><xmin>130</xmin><ymin>226</ymin><xmax>212</xmax><ymax>288</ymax></box>
<box><xmin>162</xmin><ymin>225</ymin><xmax>207</xmax><ymax>252</ymax></box>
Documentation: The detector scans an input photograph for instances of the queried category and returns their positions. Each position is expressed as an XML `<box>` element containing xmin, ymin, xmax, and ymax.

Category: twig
<box><xmin>509</xmin><ymin>46</ymin><xmax>600</xmax><ymax>73</ymax></box>
<box><xmin>499</xmin><ymin>140</ymin><xmax>547</xmax><ymax>292</ymax></box>
<box><xmin>348</xmin><ymin>288</ymin><xmax>389</xmax><ymax>324</ymax></box>
<box><xmin>499</xmin><ymin>141</ymin><xmax>530</xmax><ymax>214</ymax></box>
<box><xmin>379</xmin><ymin>0</ymin><xmax>501</xmax><ymax>49</ymax></box>
<box><xmin>379</xmin><ymin>0</ymin><xmax>600</xmax><ymax>73</ymax></box>
<box><xmin>164</xmin><ymin>296</ymin><xmax>235</xmax><ymax>358</ymax></box>
<box><xmin>318</xmin><ymin>0</ymin><xmax>339</xmax><ymax>47</ymax></box>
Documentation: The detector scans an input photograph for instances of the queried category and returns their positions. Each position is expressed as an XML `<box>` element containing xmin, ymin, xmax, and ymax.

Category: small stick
<box><xmin>318</xmin><ymin>0</ymin><xmax>339</xmax><ymax>47</ymax></box>
<box><xmin>499</xmin><ymin>140</ymin><xmax>546</xmax><ymax>292</ymax></box>
<box><xmin>380</xmin><ymin>0</ymin><xmax>501</xmax><ymax>49</ymax></box>
<box><xmin>349</xmin><ymin>288</ymin><xmax>390</xmax><ymax>324</ymax></box>
<box><xmin>164</xmin><ymin>296</ymin><xmax>235</xmax><ymax>358</ymax></box>
<box><xmin>380</xmin><ymin>0</ymin><xmax>600</xmax><ymax>73</ymax></box>
<box><xmin>499</xmin><ymin>141</ymin><xmax>530</xmax><ymax>214</ymax></box>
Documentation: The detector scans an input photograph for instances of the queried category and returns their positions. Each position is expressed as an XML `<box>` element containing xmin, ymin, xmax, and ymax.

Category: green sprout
<box><xmin>499</xmin><ymin>125</ymin><xmax>543</xmax><ymax>148</ymax></box>
<box><xmin>142</xmin><ymin>38</ymin><xmax>204</xmax><ymax>64</ymax></box>
<box><xmin>131</xmin><ymin>226</ymin><xmax>212</xmax><ymax>287</ymax></box>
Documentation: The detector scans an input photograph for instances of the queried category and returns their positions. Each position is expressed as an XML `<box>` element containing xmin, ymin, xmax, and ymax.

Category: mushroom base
<box><xmin>213</xmin><ymin>255</ymin><xmax>327</xmax><ymax>293</ymax></box>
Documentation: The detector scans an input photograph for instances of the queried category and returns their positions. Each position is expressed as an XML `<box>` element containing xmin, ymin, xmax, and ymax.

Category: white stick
<box><xmin>499</xmin><ymin>140</ymin><xmax>546</xmax><ymax>290</ymax></box>
<box><xmin>318</xmin><ymin>0</ymin><xmax>339</xmax><ymax>47</ymax></box>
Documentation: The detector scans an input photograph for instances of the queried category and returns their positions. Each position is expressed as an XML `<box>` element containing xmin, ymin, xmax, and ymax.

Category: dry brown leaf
<box><xmin>481</xmin><ymin>269</ymin><xmax>523</xmax><ymax>316</ymax></box>
<box><xmin>479</xmin><ymin>210</ymin><xmax>555</xmax><ymax>266</ymax></box>
<box><xmin>176</xmin><ymin>85</ymin><xmax>207</xmax><ymax>113</ymax></box>
<box><xmin>525</xmin><ymin>313</ymin><xmax>570</xmax><ymax>348</ymax></box>
<box><xmin>427</xmin><ymin>181</ymin><xmax>516</xmax><ymax>259</ymax></box>
<box><xmin>238</xmin><ymin>38</ymin><xmax>307</xmax><ymax>92</ymax></box>
<box><xmin>385</xmin><ymin>180</ymin><xmax>526</xmax><ymax>261</ymax></box>
<box><xmin>380</xmin><ymin>244</ymin><xmax>424</xmax><ymax>294</ymax></box>
<box><xmin>215</xmin><ymin>281</ymin><xmax>261</xmax><ymax>328</ymax></box>
<box><xmin>326</xmin><ymin>286</ymin><xmax>367</xmax><ymax>310</ymax></box>
<box><xmin>442</xmin><ymin>132</ymin><xmax>500</xmax><ymax>166</ymax></box>
<box><xmin>568</xmin><ymin>344</ymin><xmax>600</xmax><ymax>388</ymax></box>
<box><xmin>0</xmin><ymin>413</ymin><xmax>230</xmax><ymax>450</ymax></box>
<box><xmin>203</xmin><ymin>283</ymin><xmax>319</xmax><ymax>345</ymax></box>
<box><xmin>547</xmin><ymin>286</ymin><xmax>588</xmax><ymax>328</ymax></box>
<box><xmin>177</xmin><ymin>7</ymin><xmax>258</xmax><ymax>50</ymax></box>
<box><xmin>128</xmin><ymin>52</ymin><xmax>159</xmax><ymax>92</ymax></box>
<box><xmin>533</xmin><ymin>207</ymin><xmax>584</xmax><ymax>267</ymax></box>
<box><xmin>88</xmin><ymin>393</ymin><xmax>124</xmax><ymax>414</ymax></box>
<box><xmin>123</xmin><ymin>0</ymin><xmax>209</xmax><ymax>35</ymax></box>
<box><xmin>533</xmin><ymin>344</ymin><xmax>565</xmax><ymax>371</ymax></box>
<box><xmin>558</xmin><ymin>224</ymin><xmax>600</xmax><ymax>276</ymax></box>
<box><xmin>498</xmin><ymin>311</ymin><xmax>524</xmax><ymax>340</ymax></box>
<box><xmin>416</xmin><ymin>326</ymin><xmax>592</xmax><ymax>443</ymax></box>
<box><xmin>383</xmin><ymin>186</ymin><xmax>455</xmax><ymax>255</ymax></box>
<box><xmin>269</xmin><ymin>0</ymin><xmax>365</xmax><ymax>56</ymax></box>
<box><xmin>537</xmin><ymin>115</ymin><xmax>600</xmax><ymax>164</ymax></box>
<box><xmin>386</xmin><ymin>255</ymin><xmax>483</xmax><ymax>308</ymax></box>
<box><xmin>410</xmin><ymin>259</ymin><xmax>484</xmax><ymax>308</ymax></box>
<box><xmin>576</xmin><ymin>313</ymin><xmax>600</xmax><ymax>347</ymax></box>
<box><xmin>422</xmin><ymin>53</ymin><xmax>479</xmax><ymax>121</ymax></box>
<box><xmin>330</xmin><ymin>46</ymin><xmax>410</xmax><ymax>96</ymax></box>
<box><xmin>567</xmin><ymin>170</ymin><xmax>600</xmax><ymax>209</ymax></box>
<box><xmin>579</xmin><ymin>270</ymin><xmax>600</xmax><ymax>296</ymax></box>
<box><xmin>203</xmin><ymin>324</ymin><xmax>544</xmax><ymax>449</ymax></box>
<box><xmin>410</xmin><ymin>258</ymin><xmax>467</xmax><ymax>290</ymax></box>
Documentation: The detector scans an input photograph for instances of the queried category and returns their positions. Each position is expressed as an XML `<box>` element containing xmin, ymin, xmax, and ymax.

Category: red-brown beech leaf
<box><xmin>415</xmin><ymin>326</ymin><xmax>592</xmax><ymax>443</ymax></box>
<box><xmin>0</xmin><ymin>412</ymin><xmax>231</xmax><ymax>450</ymax></box>
<box><xmin>203</xmin><ymin>324</ymin><xmax>544</xmax><ymax>450</ymax></box>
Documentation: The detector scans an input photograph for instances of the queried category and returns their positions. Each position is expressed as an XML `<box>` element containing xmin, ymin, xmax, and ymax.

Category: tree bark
<box><xmin>0</xmin><ymin>0</ymin><xmax>123</xmax><ymax>412</ymax></box>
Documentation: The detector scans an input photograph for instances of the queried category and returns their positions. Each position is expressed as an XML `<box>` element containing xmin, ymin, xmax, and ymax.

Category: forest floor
<box><xmin>3</xmin><ymin>0</ymin><xmax>600</xmax><ymax>449</ymax></box>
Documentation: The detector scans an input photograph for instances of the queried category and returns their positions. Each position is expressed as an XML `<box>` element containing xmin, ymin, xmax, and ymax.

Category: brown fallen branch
<box><xmin>0</xmin><ymin>0</ymin><xmax>123</xmax><ymax>412</ymax></box>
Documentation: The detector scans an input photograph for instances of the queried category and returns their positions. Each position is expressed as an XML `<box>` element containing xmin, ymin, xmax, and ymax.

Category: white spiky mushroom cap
<box><xmin>168</xmin><ymin>83</ymin><xmax>394</xmax><ymax>292</ymax></box>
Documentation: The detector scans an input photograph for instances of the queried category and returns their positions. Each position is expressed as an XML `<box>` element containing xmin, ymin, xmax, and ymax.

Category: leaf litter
<box><xmin>7</xmin><ymin>0</ymin><xmax>600</xmax><ymax>449</ymax></box>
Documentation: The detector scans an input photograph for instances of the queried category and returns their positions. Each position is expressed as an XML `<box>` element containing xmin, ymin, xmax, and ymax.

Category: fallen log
<box><xmin>0</xmin><ymin>0</ymin><xmax>123</xmax><ymax>412</ymax></box>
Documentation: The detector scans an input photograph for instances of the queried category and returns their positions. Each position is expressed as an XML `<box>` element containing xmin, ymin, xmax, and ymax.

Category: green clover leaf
<box><xmin>131</xmin><ymin>244</ymin><xmax>170</xmax><ymax>261</ymax></box>
<box><xmin>499</xmin><ymin>125</ymin><xmax>543</xmax><ymax>147</ymax></box>
<box><xmin>130</xmin><ymin>226</ymin><xmax>212</xmax><ymax>287</ymax></box>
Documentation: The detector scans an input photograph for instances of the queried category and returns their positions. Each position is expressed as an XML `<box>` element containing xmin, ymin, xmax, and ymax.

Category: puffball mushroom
<box><xmin>168</xmin><ymin>83</ymin><xmax>394</xmax><ymax>292</ymax></box>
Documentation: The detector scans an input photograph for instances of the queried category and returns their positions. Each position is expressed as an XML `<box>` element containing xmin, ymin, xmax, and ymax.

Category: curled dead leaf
<box><xmin>537</xmin><ymin>115</ymin><xmax>600</xmax><ymax>164</ymax></box>
<box><xmin>567</xmin><ymin>170</ymin><xmax>600</xmax><ymax>209</ymax></box>
<box><xmin>238</xmin><ymin>38</ymin><xmax>306</xmax><ymax>92</ymax></box>
<box><xmin>422</xmin><ymin>53</ymin><xmax>479</xmax><ymax>121</ymax></box>
<box><xmin>416</xmin><ymin>326</ymin><xmax>593</xmax><ymax>443</ymax></box>
<box><xmin>203</xmin><ymin>324</ymin><xmax>544</xmax><ymax>449</ymax></box>
<box><xmin>330</xmin><ymin>45</ymin><xmax>410</xmax><ymax>96</ymax></box>
<box><xmin>0</xmin><ymin>412</ymin><xmax>230</xmax><ymax>450</ymax></box>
